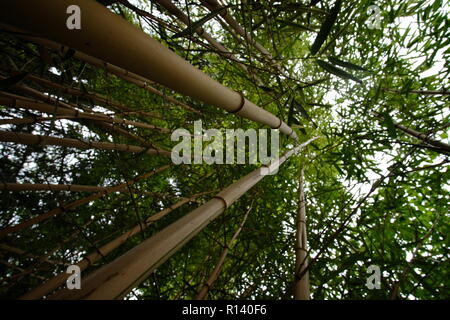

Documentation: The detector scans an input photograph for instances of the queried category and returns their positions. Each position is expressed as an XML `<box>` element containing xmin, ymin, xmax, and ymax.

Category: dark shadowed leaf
<box><xmin>316</xmin><ymin>59</ymin><xmax>363</xmax><ymax>84</ymax></box>
<box><xmin>328</xmin><ymin>56</ymin><xmax>368</xmax><ymax>72</ymax></box>
<box><xmin>310</xmin><ymin>0</ymin><xmax>342</xmax><ymax>55</ymax></box>
<box><xmin>381</xmin><ymin>112</ymin><xmax>398</xmax><ymax>138</ymax></box>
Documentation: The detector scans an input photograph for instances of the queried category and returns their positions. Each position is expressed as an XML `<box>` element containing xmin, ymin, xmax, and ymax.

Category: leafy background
<box><xmin>0</xmin><ymin>0</ymin><xmax>448</xmax><ymax>299</ymax></box>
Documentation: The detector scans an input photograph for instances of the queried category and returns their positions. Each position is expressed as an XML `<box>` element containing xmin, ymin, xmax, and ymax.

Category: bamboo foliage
<box><xmin>0</xmin><ymin>0</ymin><xmax>448</xmax><ymax>301</ymax></box>
<box><xmin>0</xmin><ymin>165</ymin><xmax>171</xmax><ymax>237</ymax></box>
<box><xmin>0</xmin><ymin>0</ymin><xmax>297</xmax><ymax>140</ymax></box>
<box><xmin>7</xmin><ymin>219</ymin><xmax>96</xmax><ymax>289</ymax></box>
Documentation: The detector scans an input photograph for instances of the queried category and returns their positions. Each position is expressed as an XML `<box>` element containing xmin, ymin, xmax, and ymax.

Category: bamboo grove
<box><xmin>0</xmin><ymin>0</ymin><xmax>448</xmax><ymax>300</ymax></box>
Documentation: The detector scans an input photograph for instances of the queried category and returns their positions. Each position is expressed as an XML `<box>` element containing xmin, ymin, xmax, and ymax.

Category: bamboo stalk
<box><xmin>1</xmin><ymin>80</ymin><xmax>168</xmax><ymax>149</ymax></box>
<box><xmin>0</xmin><ymin>1</ymin><xmax>297</xmax><ymax>140</ymax></box>
<box><xmin>0</xmin><ymin>26</ymin><xmax>201</xmax><ymax>116</ymax></box>
<box><xmin>0</xmin><ymin>131</ymin><xmax>171</xmax><ymax>157</ymax></box>
<box><xmin>0</xmin><ymin>68</ymin><xmax>166</xmax><ymax>119</ymax></box>
<box><xmin>374</xmin><ymin>112</ymin><xmax>450</xmax><ymax>152</ymax></box>
<box><xmin>21</xmin><ymin>191</ymin><xmax>208</xmax><ymax>300</ymax></box>
<box><xmin>24</xmin><ymin>73</ymin><xmax>167</xmax><ymax>120</ymax></box>
<box><xmin>1</xmin><ymin>260</ymin><xmax>47</xmax><ymax>282</ymax></box>
<box><xmin>0</xmin><ymin>243</ymin><xmax>63</xmax><ymax>267</ymax></box>
<box><xmin>394</xmin><ymin>123</ymin><xmax>450</xmax><ymax>153</ymax></box>
<box><xmin>293</xmin><ymin>167</ymin><xmax>310</xmax><ymax>300</ymax></box>
<box><xmin>3</xmin><ymin>29</ymin><xmax>200</xmax><ymax>115</ymax></box>
<box><xmin>1</xmin><ymin>75</ymin><xmax>163</xmax><ymax>120</ymax></box>
<box><xmin>0</xmin><ymin>93</ymin><xmax>171</xmax><ymax>133</ymax></box>
<box><xmin>0</xmin><ymin>165</ymin><xmax>171</xmax><ymax>237</ymax></box>
<box><xmin>195</xmin><ymin>205</ymin><xmax>251</xmax><ymax>300</ymax></box>
<box><xmin>0</xmin><ymin>115</ymin><xmax>70</xmax><ymax>125</ymax></box>
<box><xmin>0</xmin><ymin>182</ymin><xmax>122</xmax><ymax>193</ymax></box>
<box><xmin>384</xmin><ymin>88</ymin><xmax>450</xmax><ymax>95</ymax></box>
<box><xmin>50</xmin><ymin>137</ymin><xmax>317</xmax><ymax>299</ymax></box>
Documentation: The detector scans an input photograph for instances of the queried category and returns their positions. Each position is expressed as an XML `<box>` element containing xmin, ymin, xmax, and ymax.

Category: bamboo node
<box><xmin>212</xmin><ymin>195</ymin><xmax>228</xmax><ymax>208</ymax></box>
<box><xmin>229</xmin><ymin>91</ymin><xmax>245</xmax><ymax>114</ymax></box>
<box><xmin>273</xmin><ymin>118</ymin><xmax>283</xmax><ymax>130</ymax></box>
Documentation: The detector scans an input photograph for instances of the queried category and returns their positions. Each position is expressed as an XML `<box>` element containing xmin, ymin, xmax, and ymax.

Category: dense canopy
<box><xmin>0</xmin><ymin>0</ymin><xmax>448</xmax><ymax>300</ymax></box>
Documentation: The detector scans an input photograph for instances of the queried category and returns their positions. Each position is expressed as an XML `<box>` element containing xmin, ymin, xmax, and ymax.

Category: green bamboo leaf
<box><xmin>381</xmin><ymin>112</ymin><xmax>397</xmax><ymax>138</ymax></box>
<box><xmin>316</xmin><ymin>59</ymin><xmax>362</xmax><ymax>84</ymax></box>
<box><xmin>288</xmin><ymin>96</ymin><xmax>306</xmax><ymax>134</ymax></box>
<box><xmin>295</xmin><ymin>87</ymin><xmax>319</xmax><ymax>128</ymax></box>
<box><xmin>0</xmin><ymin>72</ymin><xmax>29</xmax><ymax>90</ymax></box>
<box><xmin>310</xmin><ymin>0</ymin><xmax>342</xmax><ymax>55</ymax></box>
<box><xmin>172</xmin><ymin>5</ymin><xmax>234</xmax><ymax>39</ymax></box>
<box><xmin>287</xmin><ymin>96</ymin><xmax>295</xmax><ymax>126</ymax></box>
<box><xmin>294</xmin><ymin>99</ymin><xmax>312</xmax><ymax>122</ymax></box>
<box><xmin>328</xmin><ymin>56</ymin><xmax>368</xmax><ymax>72</ymax></box>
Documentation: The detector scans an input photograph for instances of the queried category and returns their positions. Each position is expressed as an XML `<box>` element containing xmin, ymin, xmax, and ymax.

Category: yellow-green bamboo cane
<box><xmin>0</xmin><ymin>131</ymin><xmax>171</xmax><ymax>156</ymax></box>
<box><xmin>0</xmin><ymin>25</ymin><xmax>201</xmax><ymax>116</ymax></box>
<box><xmin>0</xmin><ymin>93</ymin><xmax>171</xmax><ymax>133</ymax></box>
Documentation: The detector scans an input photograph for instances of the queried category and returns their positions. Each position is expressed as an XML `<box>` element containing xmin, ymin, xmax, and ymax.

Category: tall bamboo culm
<box><xmin>294</xmin><ymin>167</ymin><xmax>310</xmax><ymax>300</ymax></box>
